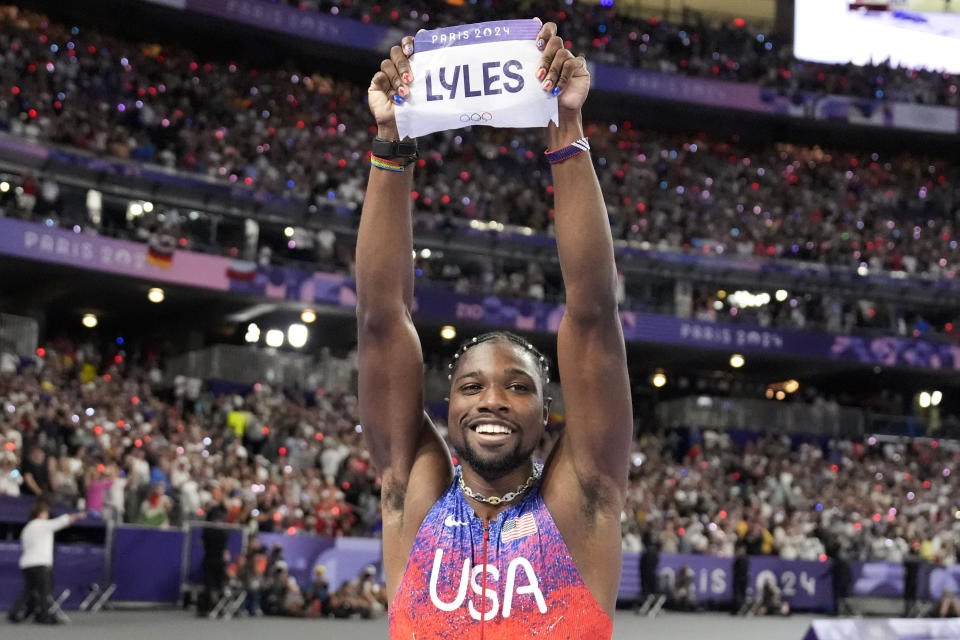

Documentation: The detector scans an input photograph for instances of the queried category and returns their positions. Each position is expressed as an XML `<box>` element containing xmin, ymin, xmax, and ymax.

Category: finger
<box><xmin>370</xmin><ymin>70</ymin><xmax>393</xmax><ymax>96</ymax></box>
<box><xmin>535</xmin><ymin>20</ymin><xmax>557</xmax><ymax>52</ymax></box>
<box><xmin>553</xmin><ymin>55</ymin><xmax>586</xmax><ymax>97</ymax></box>
<box><xmin>536</xmin><ymin>34</ymin><xmax>564</xmax><ymax>87</ymax></box>
<box><xmin>542</xmin><ymin>45</ymin><xmax>573</xmax><ymax>93</ymax></box>
<box><xmin>392</xmin><ymin>42</ymin><xmax>414</xmax><ymax>88</ymax></box>
<box><xmin>380</xmin><ymin>54</ymin><xmax>405</xmax><ymax>103</ymax></box>
<box><xmin>402</xmin><ymin>35</ymin><xmax>416</xmax><ymax>56</ymax></box>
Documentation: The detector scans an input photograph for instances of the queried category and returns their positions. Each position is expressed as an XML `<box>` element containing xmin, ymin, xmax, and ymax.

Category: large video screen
<box><xmin>795</xmin><ymin>0</ymin><xmax>960</xmax><ymax>74</ymax></box>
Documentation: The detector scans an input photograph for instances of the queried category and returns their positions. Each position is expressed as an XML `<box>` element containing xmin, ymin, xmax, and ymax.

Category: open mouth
<box><xmin>466</xmin><ymin>421</ymin><xmax>518</xmax><ymax>444</ymax></box>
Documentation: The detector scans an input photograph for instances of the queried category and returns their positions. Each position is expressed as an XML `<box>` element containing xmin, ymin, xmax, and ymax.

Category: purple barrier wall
<box><xmin>748</xmin><ymin>556</ymin><xmax>833</xmax><ymax>610</ymax></box>
<box><xmin>3</xmin><ymin>528</ymin><xmax>955</xmax><ymax>613</ymax></box>
<box><xmin>850</xmin><ymin>561</ymin><xmax>903</xmax><ymax>598</ymax></box>
<box><xmin>621</xmin><ymin>552</ymin><xmax>832</xmax><ymax>610</ymax></box>
<box><xmin>0</xmin><ymin>542</ymin><xmax>106</xmax><ymax>611</ymax></box>
<box><xmin>926</xmin><ymin>565</ymin><xmax>960</xmax><ymax>600</ymax></box>
<box><xmin>111</xmin><ymin>527</ymin><xmax>184</xmax><ymax>602</ymax></box>
<box><xmin>258</xmin><ymin>533</ymin><xmax>381</xmax><ymax>592</ymax></box>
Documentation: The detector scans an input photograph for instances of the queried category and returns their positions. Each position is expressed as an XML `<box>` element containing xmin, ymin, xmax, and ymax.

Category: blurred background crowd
<box><xmin>2</xmin><ymin>339</ymin><xmax>957</xmax><ymax>571</ymax></box>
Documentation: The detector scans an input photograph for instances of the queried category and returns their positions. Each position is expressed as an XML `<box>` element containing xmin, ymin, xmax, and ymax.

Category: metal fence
<box><xmin>165</xmin><ymin>344</ymin><xmax>353</xmax><ymax>391</ymax></box>
<box><xmin>0</xmin><ymin>313</ymin><xmax>38</xmax><ymax>356</ymax></box>
<box><xmin>656</xmin><ymin>396</ymin><xmax>866</xmax><ymax>438</ymax></box>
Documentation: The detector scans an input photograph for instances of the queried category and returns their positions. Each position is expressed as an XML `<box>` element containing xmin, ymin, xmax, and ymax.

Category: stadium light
<box><xmin>265</xmin><ymin>329</ymin><xmax>284</xmax><ymax>348</ymax></box>
<box><xmin>300</xmin><ymin>309</ymin><xmax>317</xmax><ymax>324</ymax></box>
<box><xmin>729</xmin><ymin>354</ymin><xmax>745</xmax><ymax>368</ymax></box>
<box><xmin>420</xmin><ymin>248</ymin><xmax>432</xmax><ymax>259</ymax></box>
<box><xmin>81</xmin><ymin>313</ymin><xmax>98</xmax><ymax>328</ymax></box>
<box><xmin>651</xmin><ymin>370</ymin><xmax>667</xmax><ymax>388</ymax></box>
<box><xmin>784</xmin><ymin>380</ymin><xmax>800</xmax><ymax>394</ymax></box>
<box><xmin>147</xmin><ymin>287</ymin><xmax>164</xmax><ymax>303</ymax></box>
<box><xmin>142</xmin><ymin>201</ymin><xmax>154</xmax><ymax>213</ymax></box>
<box><xmin>440</xmin><ymin>325</ymin><xmax>457</xmax><ymax>341</ymax></box>
<box><xmin>287</xmin><ymin>324</ymin><xmax>308</xmax><ymax>349</ymax></box>
<box><xmin>775</xmin><ymin>289</ymin><xmax>789</xmax><ymax>302</ymax></box>
<box><xmin>283</xmin><ymin>226</ymin><xmax>295</xmax><ymax>238</ymax></box>
<box><xmin>775</xmin><ymin>390</ymin><xmax>786</xmax><ymax>401</ymax></box>
<box><xmin>931</xmin><ymin>390</ymin><xmax>943</xmax><ymax>407</ymax></box>
<box><xmin>0</xmin><ymin>182</ymin><xmax>9</xmax><ymax>193</ymax></box>
<box><xmin>919</xmin><ymin>392</ymin><xmax>931</xmax><ymax>409</ymax></box>
<box><xmin>244</xmin><ymin>323</ymin><xmax>260</xmax><ymax>344</ymax></box>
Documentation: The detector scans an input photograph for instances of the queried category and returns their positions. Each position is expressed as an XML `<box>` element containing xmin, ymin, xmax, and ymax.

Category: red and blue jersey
<box><xmin>388</xmin><ymin>467</ymin><xmax>612</xmax><ymax>639</ymax></box>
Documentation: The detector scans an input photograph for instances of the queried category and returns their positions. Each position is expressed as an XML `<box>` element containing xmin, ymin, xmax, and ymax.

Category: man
<box><xmin>19</xmin><ymin>445</ymin><xmax>52</xmax><ymax>497</ymax></box>
<box><xmin>357</xmin><ymin>20</ymin><xmax>631</xmax><ymax>638</ymax></box>
<box><xmin>7</xmin><ymin>500</ymin><xmax>86</xmax><ymax>624</ymax></box>
<box><xmin>731</xmin><ymin>542</ymin><xmax>750</xmax><ymax>614</ymax></box>
<box><xmin>198</xmin><ymin>482</ymin><xmax>229</xmax><ymax>616</ymax></box>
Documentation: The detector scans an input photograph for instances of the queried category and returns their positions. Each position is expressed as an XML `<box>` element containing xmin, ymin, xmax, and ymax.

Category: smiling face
<box><xmin>447</xmin><ymin>339</ymin><xmax>549</xmax><ymax>480</ymax></box>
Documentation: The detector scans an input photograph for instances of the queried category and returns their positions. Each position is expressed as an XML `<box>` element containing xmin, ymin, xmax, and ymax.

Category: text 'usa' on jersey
<box><xmin>388</xmin><ymin>467</ymin><xmax>612</xmax><ymax>639</ymax></box>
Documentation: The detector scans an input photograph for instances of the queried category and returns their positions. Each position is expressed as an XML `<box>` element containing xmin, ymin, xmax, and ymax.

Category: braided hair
<box><xmin>447</xmin><ymin>331</ymin><xmax>551</xmax><ymax>388</ymax></box>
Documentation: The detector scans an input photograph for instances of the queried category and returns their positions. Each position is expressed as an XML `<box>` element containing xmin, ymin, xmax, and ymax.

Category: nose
<box><xmin>476</xmin><ymin>385</ymin><xmax>509</xmax><ymax>413</ymax></box>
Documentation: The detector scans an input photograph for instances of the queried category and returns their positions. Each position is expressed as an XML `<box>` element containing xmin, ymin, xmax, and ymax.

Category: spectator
<box><xmin>0</xmin><ymin>452</ymin><xmax>22</xmax><ymax>496</ymax></box>
<box><xmin>305</xmin><ymin>565</ymin><xmax>330</xmax><ymax>617</ymax></box>
<box><xmin>731</xmin><ymin>543</ymin><xmax>749</xmax><ymax>615</ymax></box>
<box><xmin>198</xmin><ymin>483</ymin><xmax>229</xmax><ymax>616</ymax></box>
<box><xmin>757</xmin><ymin>575</ymin><xmax>791</xmax><ymax>616</ymax></box>
<box><xmin>137</xmin><ymin>481</ymin><xmax>172</xmax><ymax>527</ymax></box>
<box><xmin>7</xmin><ymin>500</ymin><xmax>86</xmax><ymax>624</ymax></box>
<box><xmin>937</xmin><ymin>588</ymin><xmax>960</xmax><ymax>618</ymax></box>
<box><xmin>19</xmin><ymin>446</ymin><xmax>52</xmax><ymax>497</ymax></box>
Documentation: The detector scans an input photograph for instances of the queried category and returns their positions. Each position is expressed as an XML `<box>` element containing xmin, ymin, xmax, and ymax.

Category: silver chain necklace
<box><xmin>459</xmin><ymin>464</ymin><xmax>541</xmax><ymax>506</ymax></box>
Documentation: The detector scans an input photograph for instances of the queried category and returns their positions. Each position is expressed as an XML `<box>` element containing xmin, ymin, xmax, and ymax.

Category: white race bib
<box><xmin>395</xmin><ymin>19</ymin><xmax>559</xmax><ymax>139</ymax></box>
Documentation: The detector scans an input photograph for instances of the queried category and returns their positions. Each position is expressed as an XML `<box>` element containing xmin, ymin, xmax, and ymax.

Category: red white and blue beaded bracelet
<box><xmin>544</xmin><ymin>137</ymin><xmax>590</xmax><ymax>165</ymax></box>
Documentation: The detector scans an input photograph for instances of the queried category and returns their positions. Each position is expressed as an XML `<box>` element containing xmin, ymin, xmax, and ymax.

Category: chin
<box><xmin>459</xmin><ymin>442</ymin><xmax>533</xmax><ymax>480</ymax></box>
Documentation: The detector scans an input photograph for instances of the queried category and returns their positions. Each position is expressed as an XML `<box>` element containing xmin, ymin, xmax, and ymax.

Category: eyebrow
<box><xmin>454</xmin><ymin>368</ymin><xmax>535</xmax><ymax>383</ymax></box>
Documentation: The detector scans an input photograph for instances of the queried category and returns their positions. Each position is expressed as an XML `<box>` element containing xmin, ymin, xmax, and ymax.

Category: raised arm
<box><xmin>538</xmin><ymin>23</ymin><xmax>633</xmax><ymax>506</ymax></box>
<box><xmin>355</xmin><ymin>38</ymin><xmax>451</xmax><ymax>584</ymax></box>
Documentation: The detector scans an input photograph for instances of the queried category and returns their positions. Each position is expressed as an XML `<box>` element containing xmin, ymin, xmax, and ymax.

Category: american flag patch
<box><xmin>501</xmin><ymin>513</ymin><xmax>537</xmax><ymax>543</ymax></box>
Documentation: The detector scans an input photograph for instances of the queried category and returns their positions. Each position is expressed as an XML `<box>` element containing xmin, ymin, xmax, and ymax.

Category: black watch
<box><xmin>373</xmin><ymin>137</ymin><xmax>419</xmax><ymax>165</ymax></box>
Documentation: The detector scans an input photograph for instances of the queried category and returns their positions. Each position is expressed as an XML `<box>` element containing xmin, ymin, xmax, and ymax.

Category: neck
<box><xmin>460</xmin><ymin>460</ymin><xmax>536</xmax><ymax>520</ymax></box>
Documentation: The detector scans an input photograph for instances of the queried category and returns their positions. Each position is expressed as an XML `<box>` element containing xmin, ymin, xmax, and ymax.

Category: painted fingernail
<box><xmin>404</xmin><ymin>45</ymin><xmax>413</xmax><ymax>55</ymax></box>
<box><xmin>393</xmin><ymin>94</ymin><xmax>403</xmax><ymax>104</ymax></box>
<box><xmin>536</xmin><ymin>67</ymin><xmax>546</xmax><ymax>81</ymax></box>
<box><xmin>536</xmin><ymin>38</ymin><xmax>544</xmax><ymax>49</ymax></box>
<box><xmin>397</xmin><ymin>86</ymin><xmax>408</xmax><ymax>98</ymax></box>
<box><xmin>541</xmin><ymin>79</ymin><xmax>552</xmax><ymax>91</ymax></box>
<box><xmin>552</xmin><ymin>85</ymin><xmax>561</xmax><ymax>96</ymax></box>
<box><xmin>402</xmin><ymin>72</ymin><xmax>411</xmax><ymax>83</ymax></box>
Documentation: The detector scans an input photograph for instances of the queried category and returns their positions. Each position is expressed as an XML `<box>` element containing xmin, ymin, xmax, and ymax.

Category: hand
<box><xmin>535</xmin><ymin>22</ymin><xmax>590</xmax><ymax>114</ymax></box>
<box><xmin>368</xmin><ymin>36</ymin><xmax>416</xmax><ymax>137</ymax></box>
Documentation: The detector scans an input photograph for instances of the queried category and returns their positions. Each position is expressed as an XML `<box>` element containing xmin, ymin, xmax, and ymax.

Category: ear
<box><xmin>542</xmin><ymin>397</ymin><xmax>553</xmax><ymax>425</ymax></box>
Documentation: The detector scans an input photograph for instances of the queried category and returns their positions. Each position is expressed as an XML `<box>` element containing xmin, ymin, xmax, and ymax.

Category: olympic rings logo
<box><xmin>458</xmin><ymin>112</ymin><xmax>493</xmax><ymax>122</ymax></box>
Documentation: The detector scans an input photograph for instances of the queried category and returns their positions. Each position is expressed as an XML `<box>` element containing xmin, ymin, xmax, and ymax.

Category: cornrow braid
<box><xmin>447</xmin><ymin>331</ymin><xmax>551</xmax><ymax>385</ymax></box>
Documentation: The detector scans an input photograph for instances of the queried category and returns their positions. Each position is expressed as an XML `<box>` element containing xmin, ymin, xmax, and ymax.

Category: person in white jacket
<box><xmin>7</xmin><ymin>500</ymin><xmax>86</xmax><ymax>624</ymax></box>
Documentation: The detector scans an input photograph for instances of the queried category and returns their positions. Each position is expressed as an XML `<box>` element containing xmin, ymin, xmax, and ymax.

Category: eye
<box><xmin>459</xmin><ymin>383</ymin><xmax>482</xmax><ymax>394</ymax></box>
<box><xmin>508</xmin><ymin>382</ymin><xmax>530</xmax><ymax>392</ymax></box>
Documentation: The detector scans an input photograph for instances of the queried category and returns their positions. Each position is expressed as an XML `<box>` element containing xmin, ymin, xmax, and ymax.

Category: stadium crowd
<box><xmin>0</xmin><ymin>7</ymin><xmax>959</xmax><ymax>341</ymax></box>
<box><xmin>269</xmin><ymin>0</ymin><xmax>960</xmax><ymax>106</ymax></box>
<box><xmin>0</xmin><ymin>6</ymin><xmax>958</xmax><ymax>277</ymax></box>
<box><xmin>1</xmin><ymin>339</ymin><xmax>958</xmax><ymax>573</ymax></box>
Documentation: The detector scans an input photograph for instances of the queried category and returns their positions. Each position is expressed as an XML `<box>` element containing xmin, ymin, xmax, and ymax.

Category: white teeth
<box><xmin>475</xmin><ymin>424</ymin><xmax>511</xmax><ymax>435</ymax></box>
